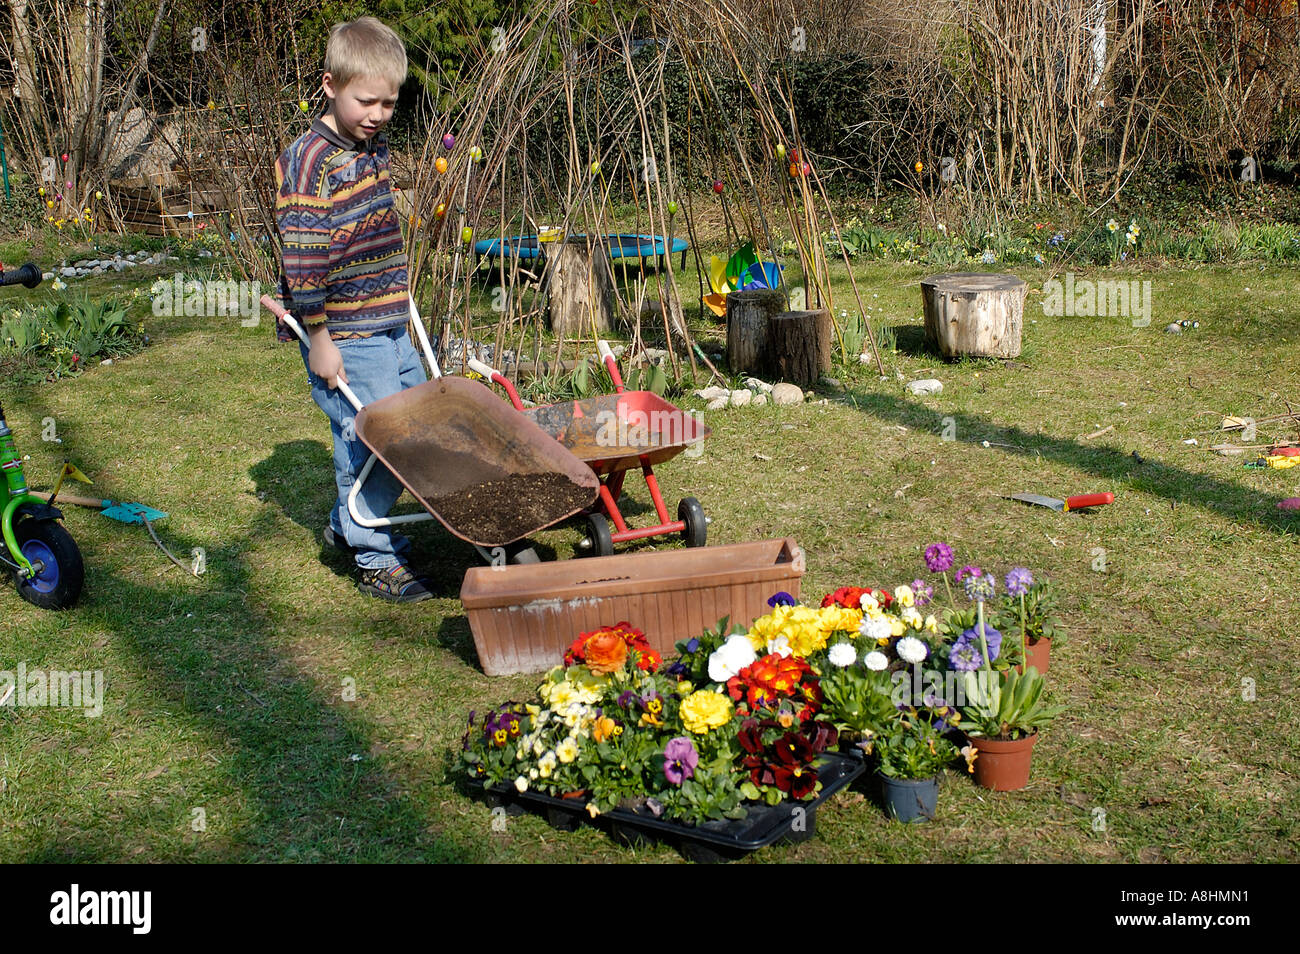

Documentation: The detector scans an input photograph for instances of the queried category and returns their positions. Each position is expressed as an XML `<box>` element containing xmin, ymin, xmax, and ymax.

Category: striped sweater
<box><xmin>273</xmin><ymin>118</ymin><xmax>409</xmax><ymax>341</ymax></box>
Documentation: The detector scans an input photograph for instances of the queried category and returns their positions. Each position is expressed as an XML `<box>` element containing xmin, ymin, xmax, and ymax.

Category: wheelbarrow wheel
<box><xmin>678</xmin><ymin>498</ymin><xmax>707</xmax><ymax>548</ymax></box>
<box><xmin>13</xmin><ymin>517</ymin><xmax>84</xmax><ymax>610</ymax></box>
<box><xmin>581</xmin><ymin>513</ymin><xmax>614</xmax><ymax>558</ymax></box>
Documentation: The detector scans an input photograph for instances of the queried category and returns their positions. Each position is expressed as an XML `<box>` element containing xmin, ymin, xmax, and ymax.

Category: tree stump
<box><xmin>765</xmin><ymin>309</ymin><xmax>832</xmax><ymax>387</ymax></box>
<box><xmin>726</xmin><ymin>288</ymin><xmax>785</xmax><ymax>373</ymax></box>
<box><xmin>546</xmin><ymin>236</ymin><xmax>616</xmax><ymax>337</ymax></box>
<box><xmin>921</xmin><ymin>272</ymin><xmax>1026</xmax><ymax>359</ymax></box>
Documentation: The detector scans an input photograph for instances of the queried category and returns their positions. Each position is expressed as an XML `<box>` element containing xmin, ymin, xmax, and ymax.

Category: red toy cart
<box><xmin>468</xmin><ymin>342</ymin><xmax>711</xmax><ymax>556</ymax></box>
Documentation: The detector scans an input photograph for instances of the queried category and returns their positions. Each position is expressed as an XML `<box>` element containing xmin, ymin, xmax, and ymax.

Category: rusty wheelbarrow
<box><xmin>469</xmin><ymin>341</ymin><xmax>712</xmax><ymax>557</ymax></box>
<box><xmin>261</xmin><ymin>296</ymin><xmax>599</xmax><ymax>562</ymax></box>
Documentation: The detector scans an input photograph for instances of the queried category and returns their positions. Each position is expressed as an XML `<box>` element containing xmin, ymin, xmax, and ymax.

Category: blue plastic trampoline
<box><xmin>474</xmin><ymin>233</ymin><xmax>689</xmax><ymax>271</ymax></box>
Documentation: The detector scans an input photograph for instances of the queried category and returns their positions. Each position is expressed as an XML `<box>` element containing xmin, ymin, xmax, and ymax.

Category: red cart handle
<box><xmin>1064</xmin><ymin>492</ymin><xmax>1114</xmax><ymax>511</ymax></box>
<box><xmin>467</xmin><ymin>357</ymin><xmax>525</xmax><ymax>411</ymax></box>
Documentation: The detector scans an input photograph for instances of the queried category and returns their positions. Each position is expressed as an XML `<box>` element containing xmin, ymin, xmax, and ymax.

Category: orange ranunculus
<box><xmin>593</xmin><ymin>715</ymin><xmax>618</xmax><ymax>743</ymax></box>
<box><xmin>583</xmin><ymin>629</ymin><xmax>628</xmax><ymax>674</ymax></box>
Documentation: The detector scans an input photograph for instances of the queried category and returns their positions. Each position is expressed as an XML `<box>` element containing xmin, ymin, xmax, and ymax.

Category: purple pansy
<box><xmin>767</xmin><ymin>591</ymin><xmax>797</xmax><ymax>607</ymax></box>
<box><xmin>663</xmin><ymin>737</ymin><xmax>699</xmax><ymax>785</ymax></box>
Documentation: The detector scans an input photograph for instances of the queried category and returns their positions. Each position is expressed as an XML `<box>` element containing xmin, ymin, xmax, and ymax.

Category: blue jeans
<box><xmin>299</xmin><ymin>327</ymin><xmax>428</xmax><ymax>570</ymax></box>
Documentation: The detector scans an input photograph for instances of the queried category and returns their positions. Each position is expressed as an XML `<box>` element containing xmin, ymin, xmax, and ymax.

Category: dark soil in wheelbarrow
<box><xmin>428</xmin><ymin>471</ymin><xmax>593</xmax><ymax>544</ymax></box>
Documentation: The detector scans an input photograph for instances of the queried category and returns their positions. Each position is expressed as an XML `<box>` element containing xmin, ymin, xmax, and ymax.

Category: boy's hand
<box><xmin>308</xmin><ymin>323</ymin><xmax>348</xmax><ymax>389</ymax></box>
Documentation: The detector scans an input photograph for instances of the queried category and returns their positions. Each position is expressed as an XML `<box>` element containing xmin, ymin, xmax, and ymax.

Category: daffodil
<box><xmin>1106</xmin><ymin>219</ymin><xmax>1119</xmax><ymax>232</ymax></box>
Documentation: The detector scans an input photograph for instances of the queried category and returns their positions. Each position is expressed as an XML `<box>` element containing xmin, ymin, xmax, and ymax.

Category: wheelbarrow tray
<box><xmin>523</xmin><ymin>391</ymin><xmax>710</xmax><ymax>474</ymax></box>
<box><xmin>354</xmin><ymin>377</ymin><xmax>600</xmax><ymax>547</ymax></box>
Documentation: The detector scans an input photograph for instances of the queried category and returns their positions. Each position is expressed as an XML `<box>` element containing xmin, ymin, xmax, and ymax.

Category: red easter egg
<box><xmin>712</xmin><ymin>180</ymin><xmax>724</xmax><ymax>193</ymax></box>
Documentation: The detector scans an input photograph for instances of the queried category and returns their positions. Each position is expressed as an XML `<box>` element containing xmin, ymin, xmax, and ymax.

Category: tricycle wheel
<box><xmin>581</xmin><ymin>513</ymin><xmax>614</xmax><ymax>558</ymax></box>
<box><xmin>13</xmin><ymin>518</ymin><xmax>84</xmax><ymax>610</ymax></box>
<box><xmin>678</xmin><ymin>497</ymin><xmax>707</xmax><ymax>548</ymax></box>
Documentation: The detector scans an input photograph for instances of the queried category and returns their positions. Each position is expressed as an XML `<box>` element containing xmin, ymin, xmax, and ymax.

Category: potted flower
<box><xmin>944</xmin><ymin>561</ymin><xmax>1065</xmax><ymax>790</ymax></box>
<box><xmin>871</xmin><ymin>706</ymin><xmax>973</xmax><ymax>823</ymax></box>
<box><xmin>1000</xmin><ymin>573</ymin><xmax>1064</xmax><ymax>674</ymax></box>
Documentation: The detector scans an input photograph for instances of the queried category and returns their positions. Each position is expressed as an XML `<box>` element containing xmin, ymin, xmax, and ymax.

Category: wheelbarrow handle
<box><xmin>260</xmin><ymin>295</ymin><xmax>365</xmax><ymax>412</ymax></box>
<box><xmin>468</xmin><ymin>357</ymin><xmax>526</xmax><ymax>411</ymax></box>
<box><xmin>596</xmin><ymin>340</ymin><xmax>625</xmax><ymax>392</ymax></box>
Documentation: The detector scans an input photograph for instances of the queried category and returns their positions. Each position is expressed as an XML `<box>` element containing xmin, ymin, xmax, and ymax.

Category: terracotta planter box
<box><xmin>460</xmin><ymin>538</ymin><xmax>805</xmax><ymax>675</ymax></box>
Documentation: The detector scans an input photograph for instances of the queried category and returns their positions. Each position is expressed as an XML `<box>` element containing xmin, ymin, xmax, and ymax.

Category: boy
<box><xmin>273</xmin><ymin>16</ymin><xmax>432</xmax><ymax>602</ymax></box>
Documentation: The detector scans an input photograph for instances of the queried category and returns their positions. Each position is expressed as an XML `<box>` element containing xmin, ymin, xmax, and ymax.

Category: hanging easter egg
<box><xmin>207</xmin><ymin>100</ymin><xmax>216</xmax><ymax>110</ymax></box>
<box><xmin>435</xmin><ymin>156</ymin><xmax>448</xmax><ymax>174</ymax></box>
<box><xmin>712</xmin><ymin>180</ymin><xmax>724</xmax><ymax>193</ymax></box>
<box><xmin>776</xmin><ymin>143</ymin><xmax>786</xmax><ymax>159</ymax></box>
<box><xmin>788</xmin><ymin>163</ymin><xmax>799</xmax><ymax>178</ymax></box>
<box><xmin>435</xmin><ymin>203</ymin><xmax>446</xmax><ymax>218</ymax></box>
<box><xmin>667</xmin><ymin>200</ymin><xmax>678</xmax><ymax>215</ymax></box>
<box><xmin>299</xmin><ymin>100</ymin><xmax>310</xmax><ymax>113</ymax></box>
<box><xmin>94</xmin><ymin>191</ymin><xmax>103</xmax><ymax>200</ymax></box>
<box><xmin>61</xmin><ymin>153</ymin><xmax>69</xmax><ymax>163</ymax></box>
<box><xmin>915</xmin><ymin>160</ymin><xmax>924</xmax><ymax>174</ymax></box>
<box><xmin>443</xmin><ymin>133</ymin><xmax>456</xmax><ymax>150</ymax></box>
<box><xmin>801</xmin><ymin>162</ymin><xmax>811</xmax><ymax>177</ymax></box>
<box><xmin>789</xmin><ymin>148</ymin><xmax>800</xmax><ymax>163</ymax></box>
<box><xmin>65</xmin><ymin>181</ymin><xmax>72</xmax><ymax>189</ymax></box>
<box><xmin>38</xmin><ymin>187</ymin><xmax>45</xmax><ymax>196</ymax></box>
<box><xmin>469</xmin><ymin>146</ymin><xmax>483</xmax><ymax>162</ymax></box>
<box><xmin>461</xmin><ymin>226</ymin><xmax>474</xmax><ymax>243</ymax></box>
<box><xmin>46</xmin><ymin>200</ymin><xmax>54</xmax><ymax>208</ymax></box>
<box><xmin>590</xmin><ymin>160</ymin><xmax>601</xmax><ymax>176</ymax></box>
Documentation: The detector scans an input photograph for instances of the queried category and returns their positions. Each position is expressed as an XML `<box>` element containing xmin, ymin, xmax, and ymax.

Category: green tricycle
<box><xmin>0</xmin><ymin>261</ymin><xmax>84</xmax><ymax>609</ymax></box>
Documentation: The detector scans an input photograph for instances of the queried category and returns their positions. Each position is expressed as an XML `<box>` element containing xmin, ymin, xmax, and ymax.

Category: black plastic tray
<box><xmin>469</xmin><ymin>752</ymin><xmax>863</xmax><ymax>862</ymax></box>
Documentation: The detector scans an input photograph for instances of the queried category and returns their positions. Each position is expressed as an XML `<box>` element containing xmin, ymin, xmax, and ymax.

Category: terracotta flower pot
<box><xmin>1023</xmin><ymin>636</ymin><xmax>1050</xmax><ymax>674</ymax></box>
<box><xmin>970</xmin><ymin>733</ymin><xmax>1038</xmax><ymax>791</ymax></box>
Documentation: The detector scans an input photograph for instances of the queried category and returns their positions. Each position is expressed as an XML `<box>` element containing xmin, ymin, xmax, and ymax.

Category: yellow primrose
<box><xmin>890</xmin><ymin>616</ymin><xmax>906</xmax><ymax>637</ymax></box>
<box><xmin>924</xmin><ymin>614</ymin><xmax>938</xmax><ymax>633</ymax></box>
<box><xmin>680</xmin><ymin>689</ymin><xmax>733</xmax><ymax>734</ymax></box>
<box><xmin>901</xmin><ymin>606</ymin><xmax>923</xmax><ymax>629</ymax></box>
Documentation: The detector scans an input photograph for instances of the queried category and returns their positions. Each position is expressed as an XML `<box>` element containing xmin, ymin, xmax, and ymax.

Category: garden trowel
<box><xmin>1007</xmin><ymin>492</ymin><xmax>1114</xmax><ymax>513</ymax></box>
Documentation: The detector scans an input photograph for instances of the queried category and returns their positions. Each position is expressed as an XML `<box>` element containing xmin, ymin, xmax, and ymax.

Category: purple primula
<box><xmin>663</xmin><ymin>737</ymin><xmax>699</xmax><ymax>785</ymax></box>
<box><xmin>911</xmin><ymin>579</ymin><xmax>934</xmax><ymax>607</ymax></box>
<box><xmin>767</xmin><ymin>591</ymin><xmax>797</xmax><ymax>607</ymax></box>
<box><xmin>948</xmin><ymin>636</ymin><xmax>983</xmax><ymax>671</ymax></box>
<box><xmin>963</xmin><ymin>572</ymin><xmax>997</xmax><ymax>602</ymax></box>
<box><xmin>1005</xmin><ymin>567</ymin><xmax>1034</xmax><ymax>597</ymax></box>
<box><xmin>955</xmin><ymin>564</ymin><xmax>982</xmax><ymax>583</ymax></box>
<box><xmin>924</xmin><ymin>543</ymin><xmax>954</xmax><ymax>573</ymax></box>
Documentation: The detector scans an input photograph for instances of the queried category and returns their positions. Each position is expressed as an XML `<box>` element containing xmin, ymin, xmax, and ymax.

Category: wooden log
<box><xmin>545</xmin><ymin>236</ymin><xmax>616</xmax><ymax>337</ymax></box>
<box><xmin>765</xmin><ymin>309</ymin><xmax>833</xmax><ymax>387</ymax></box>
<box><xmin>921</xmin><ymin>272</ymin><xmax>1026</xmax><ymax>359</ymax></box>
<box><xmin>725</xmin><ymin>288</ymin><xmax>785</xmax><ymax>373</ymax></box>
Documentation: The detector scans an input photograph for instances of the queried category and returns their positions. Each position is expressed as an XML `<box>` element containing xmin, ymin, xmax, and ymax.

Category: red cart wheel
<box><xmin>678</xmin><ymin>497</ymin><xmax>707</xmax><ymax>548</ymax></box>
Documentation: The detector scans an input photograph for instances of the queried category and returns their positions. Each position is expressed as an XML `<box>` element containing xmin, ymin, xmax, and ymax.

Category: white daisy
<box><xmin>828</xmin><ymin>642</ymin><xmax>857</xmax><ymax>668</ymax></box>
<box><xmin>896</xmin><ymin>636</ymin><xmax>929</xmax><ymax>664</ymax></box>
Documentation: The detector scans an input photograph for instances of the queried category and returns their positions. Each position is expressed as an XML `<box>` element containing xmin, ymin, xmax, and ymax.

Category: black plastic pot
<box><xmin>877</xmin><ymin>771</ymin><xmax>938</xmax><ymax>823</ymax></box>
<box><xmin>468</xmin><ymin>753</ymin><xmax>863</xmax><ymax>862</ymax></box>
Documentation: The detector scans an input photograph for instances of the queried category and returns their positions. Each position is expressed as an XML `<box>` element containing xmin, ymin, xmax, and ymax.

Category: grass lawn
<box><xmin>1</xmin><ymin>252</ymin><xmax>1297</xmax><ymax>862</ymax></box>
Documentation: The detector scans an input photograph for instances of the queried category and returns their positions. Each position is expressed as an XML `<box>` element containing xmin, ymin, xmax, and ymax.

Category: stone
<box><xmin>906</xmin><ymin>378</ymin><xmax>943</xmax><ymax>396</ymax></box>
<box><xmin>706</xmin><ymin>396</ymin><xmax>729</xmax><ymax>411</ymax></box>
<box><xmin>820</xmin><ymin>376</ymin><xmax>843</xmax><ymax>390</ymax></box>
<box><xmin>771</xmin><ymin>382</ymin><xmax>804</xmax><ymax>406</ymax></box>
<box><xmin>42</xmin><ymin>272</ymin><xmax>54</xmax><ymax>281</ymax></box>
<box><xmin>752</xmin><ymin>393</ymin><xmax>768</xmax><ymax>407</ymax></box>
<box><xmin>60</xmin><ymin>267</ymin><xmax>77</xmax><ymax>278</ymax></box>
<box><xmin>729</xmin><ymin>388</ymin><xmax>752</xmax><ymax>407</ymax></box>
<box><xmin>1164</xmin><ymin>323</ymin><xmax>1182</xmax><ymax>334</ymax></box>
<box><xmin>743</xmin><ymin>376</ymin><xmax>773</xmax><ymax>393</ymax></box>
<box><xmin>695</xmin><ymin>385</ymin><xmax>729</xmax><ymax>401</ymax></box>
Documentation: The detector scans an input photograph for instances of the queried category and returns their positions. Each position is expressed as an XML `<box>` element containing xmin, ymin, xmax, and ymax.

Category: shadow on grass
<box><xmin>16</xmin><ymin>506</ymin><xmax>471</xmax><ymax>862</ymax></box>
<box><xmin>249</xmin><ymin>440</ymin><xmax>482</xmax><ymax>600</ymax></box>
<box><xmin>841</xmin><ymin>388</ymin><xmax>1300</xmax><ymax>535</ymax></box>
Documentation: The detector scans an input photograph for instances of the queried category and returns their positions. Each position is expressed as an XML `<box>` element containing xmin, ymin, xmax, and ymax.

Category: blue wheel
<box><xmin>14</xmin><ymin>520</ymin><xmax>83</xmax><ymax>609</ymax></box>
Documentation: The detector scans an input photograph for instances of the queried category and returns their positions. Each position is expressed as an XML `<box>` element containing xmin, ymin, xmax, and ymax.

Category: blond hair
<box><xmin>325</xmin><ymin>16</ymin><xmax>407</xmax><ymax>91</ymax></box>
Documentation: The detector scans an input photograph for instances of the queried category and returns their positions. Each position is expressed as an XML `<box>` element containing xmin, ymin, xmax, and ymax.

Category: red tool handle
<box><xmin>1065</xmin><ymin>492</ymin><xmax>1114</xmax><ymax>510</ymax></box>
